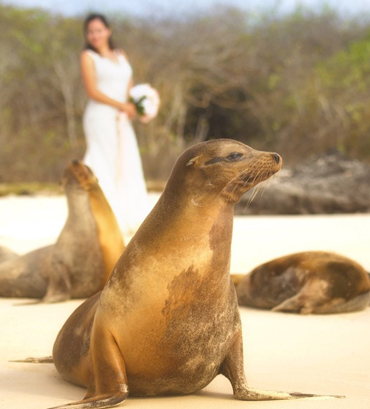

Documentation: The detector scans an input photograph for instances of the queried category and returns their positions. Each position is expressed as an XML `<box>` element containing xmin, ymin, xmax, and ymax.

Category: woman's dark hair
<box><xmin>83</xmin><ymin>13</ymin><xmax>115</xmax><ymax>52</ymax></box>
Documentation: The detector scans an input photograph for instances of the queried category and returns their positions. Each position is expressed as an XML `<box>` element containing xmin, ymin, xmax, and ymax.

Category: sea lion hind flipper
<box><xmin>54</xmin><ymin>320</ymin><xmax>129</xmax><ymax>408</ymax></box>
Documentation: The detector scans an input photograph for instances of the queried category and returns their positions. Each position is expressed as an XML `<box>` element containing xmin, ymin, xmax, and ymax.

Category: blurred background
<box><xmin>1</xmin><ymin>0</ymin><xmax>370</xmax><ymax>185</ymax></box>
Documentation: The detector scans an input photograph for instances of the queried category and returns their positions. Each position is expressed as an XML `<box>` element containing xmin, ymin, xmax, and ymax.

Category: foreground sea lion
<box><xmin>51</xmin><ymin>139</ymin><xmax>333</xmax><ymax>409</ymax></box>
<box><xmin>0</xmin><ymin>160</ymin><xmax>124</xmax><ymax>302</ymax></box>
<box><xmin>233</xmin><ymin>251</ymin><xmax>370</xmax><ymax>314</ymax></box>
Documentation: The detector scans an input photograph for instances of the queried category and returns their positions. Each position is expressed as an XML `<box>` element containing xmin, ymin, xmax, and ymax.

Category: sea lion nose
<box><xmin>271</xmin><ymin>153</ymin><xmax>280</xmax><ymax>164</ymax></box>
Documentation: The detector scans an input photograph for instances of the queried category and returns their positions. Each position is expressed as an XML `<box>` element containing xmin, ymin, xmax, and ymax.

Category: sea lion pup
<box><xmin>0</xmin><ymin>245</ymin><xmax>18</xmax><ymax>263</ymax></box>
<box><xmin>233</xmin><ymin>251</ymin><xmax>370</xmax><ymax>314</ymax></box>
<box><xmin>51</xmin><ymin>139</ymin><xmax>330</xmax><ymax>409</ymax></box>
<box><xmin>0</xmin><ymin>160</ymin><xmax>124</xmax><ymax>302</ymax></box>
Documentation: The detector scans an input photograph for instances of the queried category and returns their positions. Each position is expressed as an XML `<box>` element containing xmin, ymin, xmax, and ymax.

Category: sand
<box><xmin>0</xmin><ymin>194</ymin><xmax>369</xmax><ymax>409</ymax></box>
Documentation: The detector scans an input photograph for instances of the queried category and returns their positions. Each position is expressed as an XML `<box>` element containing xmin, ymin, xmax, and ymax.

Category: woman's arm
<box><xmin>127</xmin><ymin>77</ymin><xmax>134</xmax><ymax>99</ymax></box>
<box><xmin>80</xmin><ymin>51</ymin><xmax>136</xmax><ymax>118</ymax></box>
<box><xmin>118</xmin><ymin>50</ymin><xmax>135</xmax><ymax>102</ymax></box>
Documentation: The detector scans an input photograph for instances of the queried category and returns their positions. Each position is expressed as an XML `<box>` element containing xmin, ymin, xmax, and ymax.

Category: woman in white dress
<box><xmin>81</xmin><ymin>13</ymin><xmax>149</xmax><ymax>238</ymax></box>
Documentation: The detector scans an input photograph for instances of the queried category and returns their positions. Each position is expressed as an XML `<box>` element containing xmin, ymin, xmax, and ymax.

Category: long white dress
<box><xmin>83</xmin><ymin>50</ymin><xmax>149</xmax><ymax>237</ymax></box>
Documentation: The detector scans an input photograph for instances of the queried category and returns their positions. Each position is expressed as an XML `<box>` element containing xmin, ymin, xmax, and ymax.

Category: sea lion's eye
<box><xmin>226</xmin><ymin>152</ymin><xmax>243</xmax><ymax>161</ymax></box>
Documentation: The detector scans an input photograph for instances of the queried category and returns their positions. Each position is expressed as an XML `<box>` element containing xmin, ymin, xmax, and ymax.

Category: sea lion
<box><xmin>0</xmin><ymin>245</ymin><xmax>18</xmax><ymax>263</ymax></box>
<box><xmin>51</xmin><ymin>139</ymin><xmax>330</xmax><ymax>409</ymax></box>
<box><xmin>69</xmin><ymin>160</ymin><xmax>125</xmax><ymax>285</ymax></box>
<box><xmin>233</xmin><ymin>251</ymin><xmax>370</xmax><ymax>314</ymax></box>
<box><xmin>0</xmin><ymin>160</ymin><xmax>124</xmax><ymax>302</ymax></box>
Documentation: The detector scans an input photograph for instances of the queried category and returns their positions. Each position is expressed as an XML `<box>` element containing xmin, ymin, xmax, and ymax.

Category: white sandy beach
<box><xmin>0</xmin><ymin>194</ymin><xmax>369</xmax><ymax>409</ymax></box>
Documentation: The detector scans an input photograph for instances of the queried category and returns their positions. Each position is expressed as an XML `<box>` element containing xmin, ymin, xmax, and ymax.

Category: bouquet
<box><xmin>129</xmin><ymin>83</ymin><xmax>160</xmax><ymax>123</ymax></box>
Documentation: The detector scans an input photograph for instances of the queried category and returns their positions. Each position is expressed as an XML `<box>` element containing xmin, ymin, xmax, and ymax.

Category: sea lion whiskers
<box><xmin>242</xmin><ymin>167</ymin><xmax>268</xmax><ymax>208</ymax></box>
<box><xmin>230</xmin><ymin>156</ymin><xmax>281</xmax><ymax>211</ymax></box>
<box><xmin>260</xmin><ymin>174</ymin><xmax>276</xmax><ymax>194</ymax></box>
<box><xmin>244</xmin><ymin>185</ymin><xmax>262</xmax><ymax>209</ymax></box>
<box><xmin>244</xmin><ymin>173</ymin><xmax>279</xmax><ymax>211</ymax></box>
<box><xmin>220</xmin><ymin>159</ymin><xmax>271</xmax><ymax>204</ymax></box>
<box><xmin>217</xmin><ymin>160</ymin><xmax>261</xmax><ymax>199</ymax></box>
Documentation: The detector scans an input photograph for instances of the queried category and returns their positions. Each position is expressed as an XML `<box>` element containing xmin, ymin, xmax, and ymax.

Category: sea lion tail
<box><xmin>10</xmin><ymin>356</ymin><xmax>53</xmax><ymax>363</ymax></box>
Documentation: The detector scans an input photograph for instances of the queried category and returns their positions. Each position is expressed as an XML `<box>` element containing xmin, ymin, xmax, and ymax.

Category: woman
<box><xmin>81</xmin><ymin>13</ymin><xmax>149</xmax><ymax>238</ymax></box>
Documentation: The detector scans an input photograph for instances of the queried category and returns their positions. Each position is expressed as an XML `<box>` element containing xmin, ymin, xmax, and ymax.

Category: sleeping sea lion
<box><xmin>0</xmin><ymin>160</ymin><xmax>124</xmax><ymax>302</ymax></box>
<box><xmin>233</xmin><ymin>251</ymin><xmax>370</xmax><ymax>314</ymax></box>
<box><xmin>50</xmin><ymin>139</ymin><xmax>336</xmax><ymax>408</ymax></box>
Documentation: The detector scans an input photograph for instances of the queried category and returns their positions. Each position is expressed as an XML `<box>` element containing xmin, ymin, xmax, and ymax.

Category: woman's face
<box><xmin>86</xmin><ymin>18</ymin><xmax>111</xmax><ymax>50</ymax></box>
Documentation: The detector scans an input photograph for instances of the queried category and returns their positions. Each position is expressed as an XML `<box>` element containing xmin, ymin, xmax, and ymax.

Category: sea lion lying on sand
<box><xmin>233</xmin><ymin>251</ymin><xmax>370</xmax><ymax>314</ymax></box>
<box><xmin>49</xmin><ymin>140</ymin><xmax>338</xmax><ymax>409</ymax></box>
<box><xmin>0</xmin><ymin>160</ymin><xmax>124</xmax><ymax>302</ymax></box>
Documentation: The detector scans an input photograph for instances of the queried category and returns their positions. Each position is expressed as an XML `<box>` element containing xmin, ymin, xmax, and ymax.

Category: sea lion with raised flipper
<box><xmin>0</xmin><ymin>160</ymin><xmax>124</xmax><ymax>302</ymax></box>
<box><xmin>50</xmin><ymin>140</ymin><xmax>337</xmax><ymax>409</ymax></box>
<box><xmin>233</xmin><ymin>251</ymin><xmax>370</xmax><ymax>314</ymax></box>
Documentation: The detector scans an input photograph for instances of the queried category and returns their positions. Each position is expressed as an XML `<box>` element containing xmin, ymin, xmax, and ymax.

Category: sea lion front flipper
<box><xmin>220</xmin><ymin>329</ymin><xmax>333</xmax><ymax>400</ymax></box>
<box><xmin>272</xmin><ymin>293</ymin><xmax>313</xmax><ymax>314</ymax></box>
<box><xmin>51</xmin><ymin>317</ymin><xmax>129</xmax><ymax>409</ymax></box>
<box><xmin>272</xmin><ymin>279</ymin><xmax>331</xmax><ymax>314</ymax></box>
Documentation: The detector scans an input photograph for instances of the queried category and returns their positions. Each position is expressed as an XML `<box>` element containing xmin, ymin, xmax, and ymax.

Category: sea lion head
<box><xmin>62</xmin><ymin>160</ymin><xmax>98</xmax><ymax>191</ymax></box>
<box><xmin>167</xmin><ymin>139</ymin><xmax>282</xmax><ymax>204</ymax></box>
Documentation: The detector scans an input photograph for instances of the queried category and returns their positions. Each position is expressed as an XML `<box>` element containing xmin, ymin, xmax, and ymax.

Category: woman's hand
<box><xmin>120</xmin><ymin>102</ymin><xmax>136</xmax><ymax>119</ymax></box>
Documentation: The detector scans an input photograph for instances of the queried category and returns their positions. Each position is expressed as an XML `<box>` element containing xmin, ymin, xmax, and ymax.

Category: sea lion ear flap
<box><xmin>186</xmin><ymin>156</ymin><xmax>201</xmax><ymax>168</ymax></box>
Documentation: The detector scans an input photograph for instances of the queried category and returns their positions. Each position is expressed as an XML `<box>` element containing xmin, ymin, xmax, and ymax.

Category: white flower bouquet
<box><xmin>129</xmin><ymin>83</ymin><xmax>160</xmax><ymax>123</ymax></box>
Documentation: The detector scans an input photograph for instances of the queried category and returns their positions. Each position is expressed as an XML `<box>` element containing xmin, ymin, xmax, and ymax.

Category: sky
<box><xmin>2</xmin><ymin>0</ymin><xmax>370</xmax><ymax>18</ymax></box>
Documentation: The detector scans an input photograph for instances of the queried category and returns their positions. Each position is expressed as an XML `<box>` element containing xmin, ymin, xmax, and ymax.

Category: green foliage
<box><xmin>0</xmin><ymin>2</ymin><xmax>370</xmax><ymax>183</ymax></box>
<box><xmin>317</xmin><ymin>37</ymin><xmax>370</xmax><ymax>89</ymax></box>
<box><xmin>313</xmin><ymin>35</ymin><xmax>370</xmax><ymax>158</ymax></box>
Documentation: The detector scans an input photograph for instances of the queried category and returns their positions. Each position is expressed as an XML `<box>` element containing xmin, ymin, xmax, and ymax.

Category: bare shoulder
<box><xmin>80</xmin><ymin>50</ymin><xmax>96</xmax><ymax>68</ymax></box>
<box><xmin>81</xmin><ymin>49</ymin><xmax>94</xmax><ymax>60</ymax></box>
<box><xmin>116</xmin><ymin>48</ymin><xmax>129</xmax><ymax>60</ymax></box>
